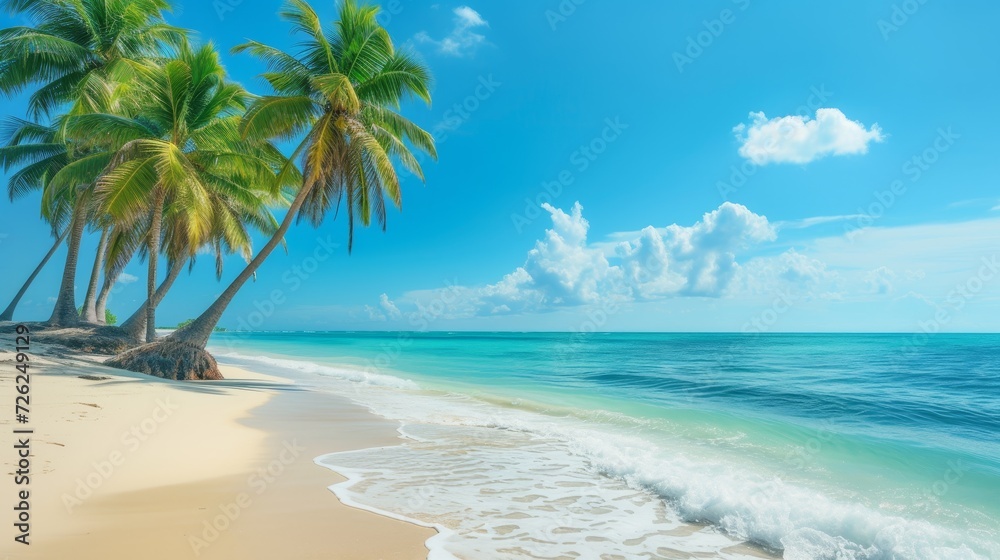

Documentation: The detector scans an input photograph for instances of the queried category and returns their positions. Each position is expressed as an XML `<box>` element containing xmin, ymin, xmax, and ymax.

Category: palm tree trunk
<box><xmin>81</xmin><ymin>227</ymin><xmax>109</xmax><ymax>323</ymax></box>
<box><xmin>95</xmin><ymin>272</ymin><xmax>115</xmax><ymax>325</ymax></box>
<box><xmin>48</xmin><ymin>197</ymin><xmax>88</xmax><ymax>326</ymax></box>
<box><xmin>0</xmin><ymin>228</ymin><xmax>68</xmax><ymax>322</ymax></box>
<box><xmin>145</xmin><ymin>189</ymin><xmax>166</xmax><ymax>343</ymax></box>
<box><xmin>169</xmin><ymin>183</ymin><xmax>314</xmax><ymax>348</ymax></box>
<box><xmin>120</xmin><ymin>258</ymin><xmax>183</xmax><ymax>341</ymax></box>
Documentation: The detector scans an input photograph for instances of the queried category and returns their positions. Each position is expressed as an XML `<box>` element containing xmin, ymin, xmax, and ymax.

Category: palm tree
<box><xmin>116</xmin><ymin>162</ymin><xmax>284</xmax><ymax>342</ymax></box>
<box><xmin>94</xmin><ymin>221</ymin><xmax>147</xmax><ymax>324</ymax></box>
<box><xmin>79</xmin><ymin>225</ymin><xmax>109</xmax><ymax>322</ymax></box>
<box><xmin>0</xmin><ymin>117</ymin><xmax>78</xmax><ymax>322</ymax></box>
<box><xmin>0</xmin><ymin>0</ymin><xmax>184</xmax><ymax>118</ymax></box>
<box><xmin>0</xmin><ymin>228</ymin><xmax>66</xmax><ymax>321</ymax></box>
<box><xmin>111</xmin><ymin>0</ymin><xmax>435</xmax><ymax>379</ymax></box>
<box><xmin>0</xmin><ymin>0</ymin><xmax>185</xmax><ymax>326</ymax></box>
<box><xmin>70</xmin><ymin>43</ymin><xmax>288</xmax><ymax>342</ymax></box>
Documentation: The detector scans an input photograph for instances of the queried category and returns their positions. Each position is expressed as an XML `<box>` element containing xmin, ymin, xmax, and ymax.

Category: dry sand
<box><xmin>0</xmin><ymin>331</ymin><xmax>433</xmax><ymax>559</ymax></box>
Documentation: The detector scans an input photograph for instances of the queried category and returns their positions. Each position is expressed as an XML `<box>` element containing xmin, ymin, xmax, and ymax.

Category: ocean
<box><xmin>209</xmin><ymin>332</ymin><xmax>1000</xmax><ymax>559</ymax></box>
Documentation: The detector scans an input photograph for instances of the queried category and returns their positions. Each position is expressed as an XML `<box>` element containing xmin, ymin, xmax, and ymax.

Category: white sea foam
<box><xmin>318</xmin><ymin>424</ymin><xmax>767</xmax><ymax>559</ymax></box>
<box><xmin>217</xmin><ymin>352</ymin><xmax>1000</xmax><ymax>560</ymax></box>
<box><xmin>210</xmin><ymin>350</ymin><xmax>420</xmax><ymax>390</ymax></box>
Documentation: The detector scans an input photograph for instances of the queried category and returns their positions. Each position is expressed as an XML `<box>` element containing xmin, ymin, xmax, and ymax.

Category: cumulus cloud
<box><xmin>734</xmin><ymin>108</ymin><xmax>885</xmax><ymax>165</ymax></box>
<box><xmin>386</xmin><ymin>201</ymin><xmax>776</xmax><ymax>319</ymax></box>
<box><xmin>361</xmin><ymin>210</ymin><xmax>1000</xmax><ymax>329</ymax></box>
<box><xmin>364</xmin><ymin>305</ymin><xmax>386</xmax><ymax>321</ymax></box>
<box><xmin>415</xmin><ymin>6</ymin><xmax>489</xmax><ymax>56</ymax></box>
<box><xmin>118</xmin><ymin>272</ymin><xmax>139</xmax><ymax>285</ymax></box>
<box><xmin>865</xmin><ymin>266</ymin><xmax>896</xmax><ymax>295</ymax></box>
<box><xmin>447</xmin><ymin>203</ymin><xmax>625</xmax><ymax>315</ymax></box>
<box><xmin>365</xmin><ymin>294</ymin><xmax>403</xmax><ymax>321</ymax></box>
<box><xmin>617</xmin><ymin>202</ymin><xmax>776</xmax><ymax>298</ymax></box>
<box><xmin>738</xmin><ymin>250</ymin><xmax>832</xmax><ymax>296</ymax></box>
<box><xmin>379</xmin><ymin>293</ymin><xmax>402</xmax><ymax>319</ymax></box>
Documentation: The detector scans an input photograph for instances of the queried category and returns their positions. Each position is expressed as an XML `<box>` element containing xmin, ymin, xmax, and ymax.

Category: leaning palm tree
<box><xmin>79</xmin><ymin>224</ymin><xmax>109</xmax><ymax>323</ymax></box>
<box><xmin>110</xmin><ymin>0</ymin><xmax>435</xmax><ymax>379</ymax></box>
<box><xmin>0</xmin><ymin>0</ymin><xmax>185</xmax><ymax>326</ymax></box>
<box><xmin>94</xmin><ymin>218</ymin><xmax>147</xmax><ymax>324</ymax></box>
<box><xmin>69</xmin><ymin>43</ymin><xmax>289</xmax><ymax>342</ymax></box>
<box><xmin>0</xmin><ymin>228</ymin><xmax>66</xmax><ymax>321</ymax></box>
<box><xmin>116</xmin><ymin>163</ymin><xmax>285</xmax><ymax>342</ymax></box>
<box><xmin>0</xmin><ymin>117</ymin><xmax>76</xmax><ymax>322</ymax></box>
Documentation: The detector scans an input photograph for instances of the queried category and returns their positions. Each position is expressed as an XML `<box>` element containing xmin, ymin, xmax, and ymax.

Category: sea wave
<box><xmin>210</xmin><ymin>350</ymin><xmax>421</xmax><ymax>390</ymax></box>
<box><xmin>217</xmin><ymin>352</ymin><xmax>999</xmax><ymax>559</ymax></box>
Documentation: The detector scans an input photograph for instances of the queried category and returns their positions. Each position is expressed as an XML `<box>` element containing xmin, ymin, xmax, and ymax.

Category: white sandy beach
<box><xmin>0</xmin><ymin>332</ymin><xmax>433</xmax><ymax>559</ymax></box>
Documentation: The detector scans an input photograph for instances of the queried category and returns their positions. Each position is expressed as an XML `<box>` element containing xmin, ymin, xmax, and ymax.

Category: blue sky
<box><xmin>2</xmin><ymin>0</ymin><xmax>999</xmax><ymax>333</ymax></box>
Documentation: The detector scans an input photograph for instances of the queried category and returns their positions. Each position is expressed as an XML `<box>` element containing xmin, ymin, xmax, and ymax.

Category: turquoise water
<box><xmin>210</xmin><ymin>332</ymin><xmax>1000</xmax><ymax>559</ymax></box>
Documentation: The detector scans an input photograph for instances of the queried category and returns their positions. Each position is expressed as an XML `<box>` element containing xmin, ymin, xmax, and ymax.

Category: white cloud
<box><xmin>364</xmin><ymin>305</ymin><xmax>386</xmax><ymax>321</ymax></box>
<box><xmin>389</xmin><ymin>201</ymin><xmax>775</xmax><ymax>319</ymax></box>
<box><xmin>777</xmin><ymin>214</ymin><xmax>867</xmax><ymax>230</ymax></box>
<box><xmin>118</xmin><ymin>272</ymin><xmax>139</xmax><ymax>285</ymax></box>
<box><xmin>451</xmin><ymin>202</ymin><xmax>625</xmax><ymax>315</ymax></box>
<box><xmin>617</xmin><ymin>202</ymin><xmax>776</xmax><ymax>298</ymax></box>
<box><xmin>734</xmin><ymin>108</ymin><xmax>885</xmax><ymax>165</ymax></box>
<box><xmin>364</xmin><ymin>210</ymin><xmax>1000</xmax><ymax>331</ymax></box>
<box><xmin>379</xmin><ymin>293</ymin><xmax>402</xmax><ymax>319</ymax></box>
<box><xmin>522</xmin><ymin>203</ymin><xmax>625</xmax><ymax>305</ymax></box>
<box><xmin>739</xmin><ymin>249</ymin><xmax>832</xmax><ymax>296</ymax></box>
<box><xmin>865</xmin><ymin>266</ymin><xmax>897</xmax><ymax>295</ymax></box>
<box><xmin>415</xmin><ymin>6</ymin><xmax>489</xmax><ymax>56</ymax></box>
<box><xmin>454</xmin><ymin>6</ymin><xmax>486</xmax><ymax>26</ymax></box>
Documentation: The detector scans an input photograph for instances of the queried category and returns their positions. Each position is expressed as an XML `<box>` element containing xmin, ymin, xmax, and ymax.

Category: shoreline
<box><xmin>5</xmin><ymin>329</ymin><xmax>996</xmax><ymax>559</ymax></box>
<box><xmin>0</xmin><ymin>331</ymin><xmax>434</xmax><ymax>560</ymax></box>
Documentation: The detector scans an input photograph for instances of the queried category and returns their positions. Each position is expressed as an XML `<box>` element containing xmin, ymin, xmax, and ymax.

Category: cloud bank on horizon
<box><xmin>369</xmin><ymin>200</ymin><xmax>1000</xmax><ymax>332</ymax></box>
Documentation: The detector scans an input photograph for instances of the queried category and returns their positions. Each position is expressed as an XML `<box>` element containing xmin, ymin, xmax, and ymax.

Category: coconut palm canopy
<box><xmin>0</xmin><ymin>0</ymin><xmax>184</xmax><ymax>117</ymax></box>
<box><xmin>0</xmin><ymin>0</ymin><xmax>435</xmax><ymax>379</ymax></box>
<box><xmin>156</xmin><ymin>0</ymin><xmax>436</xmax><ymax>356</ymax></box>
<box><xmin>44</xmin><ymin>42</ymin><xmax>295</xmax><ymax>340</ymax></box>
<box><xmin>234</xmin><ymin>0</ymin><xmax>436</xmax><ymax>249</ymax></box>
